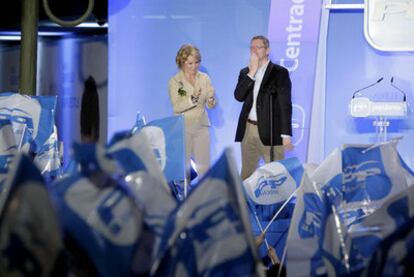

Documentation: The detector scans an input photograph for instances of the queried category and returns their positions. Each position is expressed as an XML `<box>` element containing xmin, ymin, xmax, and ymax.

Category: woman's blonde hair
<box><xmin>176</xmin><ymin>44</ymin><xmax>201</xmax><ymax>68</ymax></box>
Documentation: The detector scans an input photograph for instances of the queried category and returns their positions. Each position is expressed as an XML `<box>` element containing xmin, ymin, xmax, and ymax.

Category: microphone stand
<box><xmin>352</xmin><ymin>77</ymin><xmax>383</xmax><ymax>98</ymax></box>
<box><xmin>270</xmin><ymin>94</ymin><xmax>274</xmax><ymax>162</ymax></box>
<box><xmin>268</xmin><ymin>85</ymin><xmax>276</xmax><ymax>162</ymax></box>
<box><xmin>390</xmin><ymin>77</ymin><xmax>407</xmax><ymax>102</ymax></box>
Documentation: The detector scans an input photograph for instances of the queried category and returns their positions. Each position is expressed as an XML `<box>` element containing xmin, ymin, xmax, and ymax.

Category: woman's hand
<box><xmin>207</xmin><ymin>96</ymin><xmax>216</xmax><ymax>107</ymax></box>
<box><xmin>191</xmin><ymin>95</ymin><xmax>199</xmax><ymax>104</ymax></box>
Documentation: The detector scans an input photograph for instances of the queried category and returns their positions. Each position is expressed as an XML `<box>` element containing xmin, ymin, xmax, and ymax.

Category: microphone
<box><xmin>352</xmin><ymin>77</ymin><xmax>383</xmax><ymax>98</ymax></box>
<box><xmin>390</xmin><ymin>77</ymin><xmax>407</xmax><ymax>101</ymax></box>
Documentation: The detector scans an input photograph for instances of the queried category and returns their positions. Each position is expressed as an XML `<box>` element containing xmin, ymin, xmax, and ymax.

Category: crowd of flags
<box><xmin>0</xmin><ymin>92</ymin><xmax>414</xmax><ymax>276</ymax></box>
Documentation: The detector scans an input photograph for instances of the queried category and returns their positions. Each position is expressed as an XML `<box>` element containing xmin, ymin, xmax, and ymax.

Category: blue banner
<box><xmin>268</xmin><ymin>1</ymin><xmax>322</xmax><ymax>161</ymax></box>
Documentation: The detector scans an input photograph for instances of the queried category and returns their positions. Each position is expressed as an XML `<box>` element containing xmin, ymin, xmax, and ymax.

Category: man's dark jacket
<box><xmin>234</xmin><ymin>61</ymin><xmax>292</xmax><ymax>146</ymax></box>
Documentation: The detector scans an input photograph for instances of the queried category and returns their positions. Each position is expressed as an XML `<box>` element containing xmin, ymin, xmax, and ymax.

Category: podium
<box><xmin>349</xmin><ymin>97</ymin><xmax>407</xmax><ymax>142</ymax></box>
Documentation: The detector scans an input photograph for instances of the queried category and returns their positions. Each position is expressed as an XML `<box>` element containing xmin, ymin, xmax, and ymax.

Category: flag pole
<box><xmin>184</xmin><ymin>169</ymin><xmax>188</xmax><ymax>198</ymax></box>
<box><xmin>18</xmin><ymin>124</ymin><xmax>28</xmax><ymax>151</ymax></box>
<box><xmin>263</xmin><ymin>188</ymin><xmax>298</xmax><ymax>234</ymax></box>
<box><xmin>246</xmin><ymin>198</ymin><xmax>275</xmax><ymax>265</ymax></box>
<box><xmin>277</xmin><ymin>238</ymin><xmax>288</xmax><ymax>277</ymax></box>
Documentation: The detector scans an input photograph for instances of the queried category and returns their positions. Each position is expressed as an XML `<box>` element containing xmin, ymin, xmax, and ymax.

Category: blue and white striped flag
<box><xmin>151</xmin><ymin>149</ymin><xmax>263</xmax><ymax>277</ymax></box>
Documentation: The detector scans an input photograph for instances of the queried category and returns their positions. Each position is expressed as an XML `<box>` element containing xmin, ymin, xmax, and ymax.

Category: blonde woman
<box><xmin>168</xmin><ymin>44</ymin><xmax>216</xmax><ymax>177</ymax></box>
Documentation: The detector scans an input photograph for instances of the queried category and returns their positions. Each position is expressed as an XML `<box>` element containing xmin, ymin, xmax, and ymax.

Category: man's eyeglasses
<box><xmin>249</xmin><ymin>45</ymin><xmax>266</xmax><ymax>50</ymax></box>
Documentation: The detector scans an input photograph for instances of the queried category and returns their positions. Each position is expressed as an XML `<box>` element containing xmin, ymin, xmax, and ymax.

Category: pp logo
<box><xmin>254</xmin><ymin>175</ymin><xmax>287</xmax><ymax>198</ymax></box>
<box><xmin>365</xmin><ymin>0</ymin><xmax>414</xmax><ymax>51</ymax></box>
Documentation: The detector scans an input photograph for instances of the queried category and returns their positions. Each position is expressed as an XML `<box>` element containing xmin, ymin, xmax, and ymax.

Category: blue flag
<box><xmin>151</xmin><ymin>149</ymin><xmax>263</xmax><ymax>276</ymax></box>
<box><xmin>133</xmin><ymin>115</ymin><xmax>186</xmax><ymax>184</ymax></box>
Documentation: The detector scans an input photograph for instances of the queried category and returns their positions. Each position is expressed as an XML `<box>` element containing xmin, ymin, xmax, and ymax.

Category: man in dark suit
<box><xmin>234</xmin><ymin>35</ymin><xmax>293</xmax><ymax>180</ymax></box>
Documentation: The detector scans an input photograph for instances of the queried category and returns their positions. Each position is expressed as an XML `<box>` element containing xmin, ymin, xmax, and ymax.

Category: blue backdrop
<box><xmin>108</xmin><ymin>0</ymin><xmax>414</xmax><ymax>170</ymax></box>
<box><xmin>324</xmin><ymin>5</ymin><xmax>414</xmax><ymax>168</ymax></box>
<box><xmin>108</xmin><ymin>0</ymin><xmax>273</xmax><ymax>170</ymax></box>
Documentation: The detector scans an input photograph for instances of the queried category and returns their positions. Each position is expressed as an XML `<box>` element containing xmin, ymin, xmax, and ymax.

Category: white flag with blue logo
<box><xmin>244</xmin><ymin>157</ymin><xmax>303</xmax><ymax>206</ymax></box>
<box><xmin>286</xmin><ymin>141</ymin><xmax>414</xmax><ymax>276</ymax></box>
<box><xmin>125</xmin><ymin>171</ymin><xmax>177</xmax><ymax>274</ymax></box>
<box><xmin>52</xmin><ymin>143</ymin><xmax>143</xmax><ymax>277</ymax></box>
<box><xmin>107</xmin><ymin>131</ymin><xmax>178</xmax><ymax>273</ymax></box>
<box><xmin>107</xmin><ymin>131</ymin><xmax>168</xmax><ymax>189</ymax></box>
<box><xmin>0</xmin><ymin>93</ymin><xmax>56</xmax><ymax>153</ymax></box>
<box><xmin>0</xmin><ymin>154</ymin><xmax>64</xmax><ymax>276</ymax></box>
<box><xmin>243</xmin><ymin>157</ymin><xmax>303</xmax><ymax>262</ymax></box>
<box><xmin>0</xmin><ymin>93</ymin><xmax>61</xmax><ymax>177</ymax></box>
<box><xmin>286</xmin><ymin>169</ymin><xmax>329</xmax><ymax>276</ymax></box>
<box><xmin>339</xmin><ymin>142</ymin><xmax>411</xmax><ymax>221</ymax></box>
<box><xmin>133</xmin><ymin>115</ymin><xmax>186</xmax><ymax>184</ymax></box>
<box><xmin>151</xmin><ymin>149</ymin><xmax>263</xmax><ymax>277</ymax></box>
<box><xmin>346</xmin><ymin>180</ymin><xmax>414</xmax><ymax>275</ymax></box>
<box><xmin>285</xmin><ymin>147</ymin><xmax>347</xmax><ymax>276</ymax></box>
<box><xmin>321</xmin><ymin>142</ymin><xmax>414</xmax><ymax>273</ymax></box>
